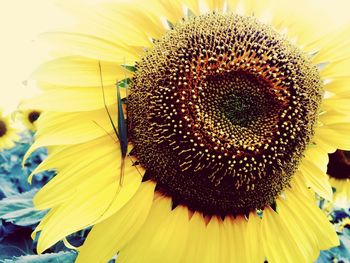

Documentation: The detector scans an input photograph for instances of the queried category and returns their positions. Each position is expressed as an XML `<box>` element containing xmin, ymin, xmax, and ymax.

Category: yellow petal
<box><xmin>34</xmin><ymin>148</ymin><xmax>141</xmax><ymax>213</ymax></box>
<box><xmin>180</xmin><ymin>212</ymin><xmax>208</xmax><ymax>263</ymax></box>
<box><xmin>262</xmin><ymin>206</ymin><xmax>307</xmax><ymax>263</ymax></box>
<box><xmin>36</xmin><ymin>157</ymin><xmax>143</xmax><ymax>253</ymax></box>
<box><xmin>323</xmin><ymin>97</ymin><xmax>350</xmax><ymax>114</ymax></box>
<box><xmin>232</xmin><ymin>216</ymin><xmax>249</xmax><ymax>263</ymax></box>
<box><xmin>288</xmin><ymin>180</ymin><xmax>339</xmax><ymax>250</ymax></box>
<box><xmin>321</xmin><ymin>58</ymin><xmax>350</xmax><ymax>79</ymax></box>
<box><xmin>117</xmin><ymin>194</ymin><xmax>173</xmax><ymax>262</ymax></box>
<box><xmin>303</xmin><ymin>146</ymin><xmax>328</xmax><ymax>172</ymax></box>
<box><xmin>33</xmin><ymin>56</ymin><xmax>131</xmax><ymax>87</ymax></box>
<box><xmin>320</xmin><ymin>110</ymin><xmax>350</xmax><ymax>126</ymax></box>
<box><xmin>141</xmin><ymin>0</ymin><xmax>185</xmax><ymax>26</ymax></box>
<box><xmin>25</xmin><ymin>107</ymin><xmax>119</xmax><ymax>160</ymax></box>
<box><xmin>323</xmin><ymin>77</ymin><xmax>350</xmax><ymax>94</ymax></box>
<box><xmin>277</xmin><ymin>194</ymin><xmax>319</xmax><ymax>261</ymax></box>
<box><xmin>75</xmin><ymin>181</ymin><xmax>156</xmax><ymax>263</ymax></box>
<box><xmin>205</xmin><ymin>0</ymin><xmax>226</xmax><ymax>12</ymax></box>
<box><xmin>311</xmin><ymin>27</ymin><xmax>350</xmax><ymax>64</ymax></box>
<box><xmin>246</xmin><ymin>212</ymin><xmax>264</xmax><ymax>263</ymax></box>
<box><xmin>28</xmin><ymin>136</ymin><xmax>116</xmax><ymax>182</ymax></box>
<box><xmin>315</xmin><ymin>123</ymin><xmax>350</xmax><ymax>150</ymax></box>
<box><xmin>57</xmin><ymin>0</ymin><xmax>155</xmax><ymax>48</ymax></box>
<box><xmin>21</xmin><ymin>86</ymin><xmax>125</xmax><ymax>112</ymax></box>
<box><xmin>40</xmin><ymin>32</ymin><xmax>141</xmax><ymax>64</ymax></box>
<box><xmin>298</xmin><ymin>160</ymin><xmax>333</xmax><ymax>200</ymax></box>
<box><xmin>120</xmin><ymin>203</ymin><xmax>190</xmax><ymax>263</ymax></box>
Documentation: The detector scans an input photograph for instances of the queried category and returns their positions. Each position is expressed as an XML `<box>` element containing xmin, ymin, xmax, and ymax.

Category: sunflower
<box><xmin>24</xmin><ymin>0</ymin><xmax>350</xmax><ymax>262</ymax></box>
<box><xmin>19</xmin><ymin>109</ymin><xmax>42</xmax><ymax>131</ymax></box>
<box><xmin>0</xmin><ymin>111</ymin><xmax>18</xmax><ymax>151</ymax></box>
<box><xmin>327</xmin><ymin>150</ymin><xmax>350</xmax><ymax>208</ymax></box>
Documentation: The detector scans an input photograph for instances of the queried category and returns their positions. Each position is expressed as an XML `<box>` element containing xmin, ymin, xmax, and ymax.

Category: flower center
<box><xmin>0</xmin><ymin>120</ymin><xmax>7</xmax><ymax>137</ymax></box>
<box><xmin>327</xmin><ymin>150</ymin><xmax>350</xmax><ymax>180</ymax></box>
<box><xmin>128</xmin><ymin>13</ymin><xmax>322</xmax><ymax>215</ymax></box>
<box><xmin>28</xmin><ymin>111</ymin><xmax>41</xmax><ymax>124</ymax></box>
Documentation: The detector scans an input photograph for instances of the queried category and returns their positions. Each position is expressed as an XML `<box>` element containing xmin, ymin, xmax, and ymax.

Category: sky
<box><xmin>0</xmin><ymin>0</ymin><xmax>349</xmax><ymax>114</ymax></box>
<box><xmin>0</xmin><ymin>0</ymin><xmax>73</xmax><ymax>113</ymax></box>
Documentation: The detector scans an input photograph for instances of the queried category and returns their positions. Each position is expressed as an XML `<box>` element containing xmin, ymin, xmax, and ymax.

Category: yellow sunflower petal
<box><xmin>180</xmin><ymin>212</ymin><xmax>209</xmax><ymax>262</ymax></box>
<box><xmin>262</xmin><ymin>206</ymin><xmax>306</xmax><ymax>263</ymax></box>
<box><xmin>311</xmin><ymin>27</ymin><xmax>350</xmax><ymax>64</ymax></box>
<box><xmin>36</xmin><ymin>157</ymin><xmax>142</xmax><ymax>253</ymax></box>
<box><xmin>321</xmin><ymin>59</ymin><xmax>350</xmax><ymax>79</ymax></box>
<box><xmin>57</xmin><ymin>0</ymin><xmax>156</xmax><ymax>48</ymax></box>
<box><xmin>34</xmin><ymin>147</ymin><xmax>141</xmax><ymax>214</ymax></box>
<box><xmin>33</xmin><ymin>56</ymin><xmax>131</xmax><ymax>87</ymax></box>
<box><xmin>28</xmin><ymin>136</ymin><xmax>116</xmax><ymax>182</ymax></box>
<box><xmin>40</xmin><ymin>32</ymin><xmax>141</xmax><ymax>64</ymax></box>
<box><xmin>75</xmin><ymin>181</ymin><xmax>156</xmax><ymax>263</ymax></box>
<box><xmin>320</xmin><ymin>110</ymin><xmax>350</xmax><ymax>126</ymax></box>
<box><xmin>246</xmin><ymin>212</ymin><xmax>265</xmax><ymax>263</ymax></box>
<box><xmin>120</xmin><ymin>203</ymin><xmax>190</xmax><ymax>263</ymax></box>
<box><xmin>24</xmin><ymin>107</ymin><xmax>119</xmax><ymax>160</ymax></box>
<box><xmin>277</xmin><ymin>194</ymin><xmax>319</xmax><ymax>261</ymax></box>
<box><xmin>315</xmin><ymin>123</ymin><xmax>350</xmax><ymax>150</ymax></box>
<box><xmin>21</xmin><ymin>86</ymin><xmax>125</xmax><ymax>112</ymax></box>
<box><xmin>289</xmin><ymin>179</ymin><xmax>339</xmax><ymax>250</ymax></box>
<box><xmin>324</xmin><ymin>77</ymin><xmax>350</xmax><ymax>94</ymax></box>
<box><xmin>298</xmin><ymin>159</ymin><xmax>333</xmax><ymax>200</ymax></box>
<box><xmin>117</xmin><ymin>194</ymin><xmax>174</xmax><ymax>262</ymax></box>
<box><xmin>141</xmin><ymin>0</ymin><xmax>185</xmax><ymax>26</ymax></box>
<box><xmin>205</xmin><ymin>0</ymin><xmax>226</xmax><ymax>12</ymax></box>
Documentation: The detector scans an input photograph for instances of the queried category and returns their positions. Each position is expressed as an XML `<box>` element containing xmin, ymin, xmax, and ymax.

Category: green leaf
<box><xmin>2</xmin><ymin>251</ymin><xmax>77</xmax><ymax>263</ymax></box>
<box><xmin>0</xmin><ymin>189</ymin><xmax>47</xmax><ymax>226</ymax></box>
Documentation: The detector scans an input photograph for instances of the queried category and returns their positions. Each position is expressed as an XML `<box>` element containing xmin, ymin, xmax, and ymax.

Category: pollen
<box><xmin>128</xmin><ymin>13</ymin><xmax>322</xmax><ymax>215</ymax></box>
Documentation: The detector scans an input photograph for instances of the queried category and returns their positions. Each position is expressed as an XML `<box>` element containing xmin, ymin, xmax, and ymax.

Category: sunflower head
<box><xmin>20</xmin><ymin>109</ymin><xmax>41</xmax><ymax>131</ymax></box>
<box><xmin>328</xmin><ymin>150</ymin><xmax>350</xmax><ymax>207</ymax></box>
<box><xmin>0</xmin><ymin>112</ymin><xmax>18</xmax><ymax>150</ymax></box>
<box><xmin>0</xmin><ymin>118</ymin><xmax>7</xmax><ymax>137</ymax></box>
<box><xmin>129</xmin><ymin>13</ymin><xmax>322</xmax><ymax>215</ymax></box>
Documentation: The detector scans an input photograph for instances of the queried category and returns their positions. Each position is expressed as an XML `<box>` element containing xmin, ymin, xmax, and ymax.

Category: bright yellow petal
<box><xmin>24</xmin><ymin>107</ymin><xmax>119</xmax><ymax>160</ymax></box>
<box><xmin>21</xmin><ymin>86</ymin><xmax>125</xmax><ymax>112</ymax></box>
<box><xmin>117</xmin><ymin>194</ymin><xmax>174</xmax><ymax>262</ymax></box>
<box><xmin>57</xmin><ymin>0</ymin><xmax>157</xmax><ymax>48</ymax></box>
<box><xmin>323</xmin><ymin>77</ymin><xmax>350</xmax><ymax>94</ymax></box>
<box><xmin>298</xmin><ymin>158</ymin><xmax>333</xmax><ymax>200</ymax></box>
<box><xmin>180</xmin><ymin>212</ymin><xmax>208</xmax><ymax>263</ymax></box>
<box><xmin>315</xmin><ymin>123</ymin><xmax>350</xmax><ymax>151</ymax></box>
<box><xmin>141</xmin><ymin>0</ymin><xmax>185</xmax><ymax>26</ymax></box>
<box><xmin>277</xmin><ymin>194</ymin><xmax>319</xmax><ymax>261</ymax></box>
<box><xmin>36</xmin><ymin>156</ymin><xmax>143</xmax><ymax>253</ymax></box>
<box><xmin>246</xmin><ymin>212</ymin><xmax>265</xmax><ymax>263</ymax></box>
<box><xmin>320</xmin><ymin>110</ymin><xmax>350</xmax><ymax>126</ymax></box>
<box><xmin>120</xmin><ymin>203</ymin><xmax>190</xmax><ymax>263</ymax></box>
<box><xmin>40</xmin><ymin>32</ymin><xmax>141</xmax><ymax>64</ymax></box>
<box><xmin>262</xmin><ymin>206</ymin><xmax>307</xmax><ymax>263</ymax></box>
<box><xmin>205</xmin><ymin>0</ymin><xmax>226</xmax><ymax>12</ymax></box>
<box><xmin>289</xmin><ymin>178</ymin><xmax>339</xmax><ymax>250</ymax></box>
<box><xmin>75</xmin><ymin>181</ymin><xmax>156</xmax><ymax>263</ymax></box>
<box><xmin>33</xmin><ymin>56</ymin><xmax>131</xmax><ymax>87</ymax></box>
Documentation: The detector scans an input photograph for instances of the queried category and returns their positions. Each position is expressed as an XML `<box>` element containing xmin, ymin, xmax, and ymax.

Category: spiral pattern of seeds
<box><xmin>128</xmin><ymin>13</ymin><xmax>323</xmax><ymax>216</ymax></box>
